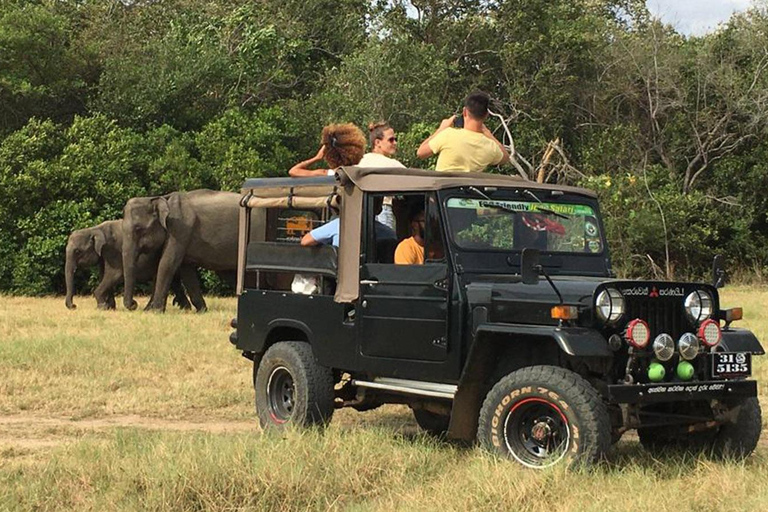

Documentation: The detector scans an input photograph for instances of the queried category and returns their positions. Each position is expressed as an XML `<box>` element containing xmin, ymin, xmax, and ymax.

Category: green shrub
<box><xmin>12</xmin><ymin>200</ymin><xmax>95</xmax><ymax>295</ymax></box>
<box><xmin>196</xmin><ymin>107</ymin><xmax>300</xmax><ymax>190</ymax></box>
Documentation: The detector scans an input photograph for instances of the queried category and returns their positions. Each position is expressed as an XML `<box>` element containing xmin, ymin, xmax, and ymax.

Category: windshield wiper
<box><xmin>522</xmin><ymin>189</ymin><xmax>570</xmax><ymax>220</ymax></box>
<box><xmin>467</xmin><ymin>187</ymin><xmax>520</xmax><ymax>215</ymax></box>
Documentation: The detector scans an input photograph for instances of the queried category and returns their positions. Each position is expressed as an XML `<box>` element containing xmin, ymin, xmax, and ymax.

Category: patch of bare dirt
<box><xmin>0</xmin><ymin>414</ymin><xmax>260</xmax><ymax>456</ymax></box>
<box><xmin>0</xmin><ymin>414</ymin><xmax>258</xmax><ymax>433</ymax></box>
<box><xmin>0</xmin><ymin>410</ymin><xmax>764</xmax><ymax>457</ymax></box>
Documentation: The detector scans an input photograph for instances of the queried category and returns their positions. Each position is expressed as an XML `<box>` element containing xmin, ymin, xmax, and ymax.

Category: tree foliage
<box><xmin>3</xmin><ymin>0</ymin><xmax>768</xmax><ymax>294</ymax></box>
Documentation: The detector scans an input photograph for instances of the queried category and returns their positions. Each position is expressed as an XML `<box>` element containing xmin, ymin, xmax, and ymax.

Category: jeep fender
<box><xmin>473</xmin><ymin>324</ymin><xmax>612</xmax><ymax>357</ymax></box>
<box><xmin>447</xmin><ymin>324</ymin><xmax>611</xmax><ymax>441</ymax></box>
<box><xmin>720</xmin><ymin>328</ymin><xmax>765</xmax><ymax>355</ymax></box>
<box><xmin>261</xmin><ymin>319</ymin><xmax>313</xmax><ymax>351</ymax></box>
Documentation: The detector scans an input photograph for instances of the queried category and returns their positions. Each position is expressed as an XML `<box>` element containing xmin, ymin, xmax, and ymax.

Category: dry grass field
<box><xmin>1</xmin><ymin>289</ymin><xmax>767</xmax><ymax>511</ymax></box>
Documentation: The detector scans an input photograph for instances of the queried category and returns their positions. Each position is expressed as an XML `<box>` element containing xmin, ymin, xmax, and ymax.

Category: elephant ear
<box><xmin>155</xmin><ymin>197</ymin><xmax>171</xmax><ymax>229</ymax></box>
<box><xmin>93</xmin><ymin>229</ymin><xmax>107</xmax><ymax>256</ymax></box>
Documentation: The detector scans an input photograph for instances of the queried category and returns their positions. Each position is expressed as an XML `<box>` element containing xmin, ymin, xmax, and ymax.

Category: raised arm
<box><xmin>417</xmin><ymin>116</ymin><xmax>455</xmax><ymax>159</ymax></box>
<box><xmin>289</xmin><ymin>145</ymin><xmax>330</xmax><ymax>177</ymax></box>
<box><xmin>482</xmin><ymin>124</ymin><xmax>511</xmax><ymax>165</ymax></box>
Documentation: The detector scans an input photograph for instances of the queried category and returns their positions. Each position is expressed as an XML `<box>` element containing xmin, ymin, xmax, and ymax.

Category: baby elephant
<box><xmin>64</xmin><ymin>220</ymin><xmax>204</xmax><ymax>311</ymax></box>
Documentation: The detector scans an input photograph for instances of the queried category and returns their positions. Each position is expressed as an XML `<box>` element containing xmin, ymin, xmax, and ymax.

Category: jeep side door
<box><xmin>357</xmin><ymin>193</ymin><xmax>454</xmax><ymax>379</ymax></box>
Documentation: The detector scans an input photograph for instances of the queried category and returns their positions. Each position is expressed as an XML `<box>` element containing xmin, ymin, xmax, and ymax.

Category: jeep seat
<box><xmin>246</xmin><ymin>242</ymin><xmax>338</xmax><ymax>276</ymax></box>
<box><xmin>375</xmin><ymin>238</ymin><xmax>399</xmax><ymax>264</ymax></box>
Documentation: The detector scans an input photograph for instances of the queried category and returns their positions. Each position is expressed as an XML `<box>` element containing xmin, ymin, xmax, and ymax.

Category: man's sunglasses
<box><xmin>386</xmin><ymin>137</ymin><xmax>397</xmax><ymax>143</ymax></box>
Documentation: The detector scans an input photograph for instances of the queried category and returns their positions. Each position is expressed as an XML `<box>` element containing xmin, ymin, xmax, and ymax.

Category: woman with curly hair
<box><xmin>288</xmin><ymin>123</ymin><xmax>366</xmax><ymax>177</ymax></box>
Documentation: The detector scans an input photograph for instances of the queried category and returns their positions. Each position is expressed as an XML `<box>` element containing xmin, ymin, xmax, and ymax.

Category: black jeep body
<box><xmin>230</xmin><ymin>167</ymin><xmax>763</xmax><ymax>468</ymax></box>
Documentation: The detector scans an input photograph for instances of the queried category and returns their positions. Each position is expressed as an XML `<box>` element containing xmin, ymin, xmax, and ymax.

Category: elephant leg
<box><xmin>170</xmin><ymin>273</ymin><xmax>192</xmax><ymax>310</ymax></box>
<box><xmin>147</xmin><ymin>242</ymin><xmax>188</xmax><ymax>312</ymax></box>
<box><xmin>179</xmin><ymin>265</ymin><xmax>207</xmax><ymax>313</ymax></box>
<box><xmin>94</xmin><ymin>269</ymin><xmax>121</xmax><ymax>310</ymax></box>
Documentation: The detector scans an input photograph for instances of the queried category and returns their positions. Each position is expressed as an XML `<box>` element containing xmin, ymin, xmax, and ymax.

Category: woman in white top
<box><xmin>359</xmin><ymin>121</ymin><xmax>405</xmax><ymax>230</ymax></box>
<box><xmin>288</xmin><ymin>123</ymin><xmax>366</xmax><ymax>177</ymax></box>
<box><xmin>358</xmin><ymin>121</ymin><xmax>406</xmax><ymax>168</ymax></box>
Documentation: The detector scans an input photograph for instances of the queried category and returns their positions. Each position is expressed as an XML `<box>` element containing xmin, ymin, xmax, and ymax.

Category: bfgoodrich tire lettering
<box><xmin>254</xmin><ymin>341</ymin><xmax>334</xmax><ymax>429</ymax></box>
<box><xmin>477</xmin><ymin>365</ymin><xmax>610</xmax><ymax>468</ymax></box>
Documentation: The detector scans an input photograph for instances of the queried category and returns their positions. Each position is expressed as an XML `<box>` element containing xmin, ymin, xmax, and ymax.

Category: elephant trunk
<box><xmin>65</xmin><ymin>252</ymin><xmax>77</xmax><ymax>310</ymax></box>
<box><xmin>122</xmin><ymin>237</ymin><xmax>139</xmax><ymax>311</ymax></box>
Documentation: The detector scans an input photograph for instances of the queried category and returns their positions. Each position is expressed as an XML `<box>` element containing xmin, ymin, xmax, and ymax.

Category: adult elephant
<box><xmin>64</xmin><ymin>220</ymin><xmax>201</xmax><ymax>311</ymax></box>
<box><xmin>122</xmin><ymin>190</ymin><xmax>253</xmax><ymax>312</ymax></box>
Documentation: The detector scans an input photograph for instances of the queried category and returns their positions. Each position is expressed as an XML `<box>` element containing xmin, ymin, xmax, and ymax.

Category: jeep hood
<box><xmin>466</xmin><ymin>276</ymin><xmax>609</xmax><ymax>326</ymax></box>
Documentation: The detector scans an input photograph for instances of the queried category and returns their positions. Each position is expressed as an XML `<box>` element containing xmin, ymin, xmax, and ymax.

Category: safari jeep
<box><xmin>229</xmin><ymin>167</ymin><xmax>764</xmax><ymax>468</ymax></box>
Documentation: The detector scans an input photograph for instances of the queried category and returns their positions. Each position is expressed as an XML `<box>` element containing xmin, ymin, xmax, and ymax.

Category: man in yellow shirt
<box><xmin>416</xmin><ymin>91</ymin><xmax>510</xmax><ymax>172</ymax></box>
<box><xmin>394</xmin><ymin>207</ymin><xmax>425</xmax><ymax>265</ymax></box>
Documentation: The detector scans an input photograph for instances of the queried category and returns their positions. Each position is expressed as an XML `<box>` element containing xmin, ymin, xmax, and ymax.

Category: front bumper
<box><xmin>608</xmin><ymin>379</ymin><xmax>757</xmax><ymax>404</ymax></box>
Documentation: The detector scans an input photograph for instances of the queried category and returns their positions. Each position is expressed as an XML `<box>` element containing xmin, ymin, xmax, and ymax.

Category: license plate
<box><xmin>711</xmin><ymin>352</ymin><xmax>751</xmax><ymax>378</ymax></box>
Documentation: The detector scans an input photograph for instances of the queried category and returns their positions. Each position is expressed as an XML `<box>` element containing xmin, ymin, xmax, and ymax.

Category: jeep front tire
<box><xmin>638</xmin><ymin>397</ymin><xmax>761</xmax><ymax>459</ymax></box>
<box><xmin>712</xmin><ymin>396</ymin><xmax>762</xmax><ymax>458</ymax></box>
<box><xmin>254</xmin><ymin>341</ymin><xmax>334</xmax><ymax>429</ymax></box>
<box><xmin>477</xmin><ymin>365</ymin><xmax>611</xmax><ymax>468</ymax></box>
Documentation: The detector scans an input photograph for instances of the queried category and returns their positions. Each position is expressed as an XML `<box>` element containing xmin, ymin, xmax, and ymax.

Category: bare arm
<box><xmin>482</xmin><ymin>124</ymin><xmax>511</xmax><ymax>165</ymax></box>
<box><xmin>417</xmin><ymin>116</ymin><xmax>455</xmax><ymax>159</ymax></box>
<box><xmin>300</xmin><ymin>232</ymin><xmax>318</xmax><ymax>246</ymax></box>
<box><xmin>289</xmin><ymin>146</ymin><xmax>329</xmax><ymax>177</ymax></box>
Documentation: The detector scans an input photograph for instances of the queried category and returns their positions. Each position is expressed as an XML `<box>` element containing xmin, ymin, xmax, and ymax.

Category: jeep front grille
<box><xmin>624</xmin><ymin>296</ymin><xmax>687</xmax><ymax>340</ymax></box>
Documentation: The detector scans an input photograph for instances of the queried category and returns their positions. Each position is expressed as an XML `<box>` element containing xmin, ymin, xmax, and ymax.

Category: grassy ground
<box><xmin>0</xmin><ymin>290</ymin><xmax>767</xmax><ymax>511</ymax></box>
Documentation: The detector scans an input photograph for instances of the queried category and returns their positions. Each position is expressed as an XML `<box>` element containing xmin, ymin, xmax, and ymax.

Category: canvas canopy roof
<box><xmin>335</xmin><ymin>166</ymin><xmax>597</xmax><ymax>198</ymax></box>
<box><xmin>238</xmin><ymin>167</ymin><xmax>598</xmax><ymax>302</ymax></box>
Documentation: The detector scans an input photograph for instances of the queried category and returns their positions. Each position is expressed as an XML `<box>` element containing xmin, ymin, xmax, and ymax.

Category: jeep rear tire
<box><xmin>254</xmin><ymin>341</ymin><xmax>334</xmax><ymax>430</ymax></box>
<box><xmin>477</xmin><ymin>365</ymin><xmax>610</xmax><ymax>469</ymax></box>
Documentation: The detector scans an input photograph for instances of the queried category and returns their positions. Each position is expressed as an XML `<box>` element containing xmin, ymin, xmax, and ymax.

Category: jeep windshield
<box><xmin>445</xmin><ymin>197</ymin><xmax>604</xmax><ymax>255</ymax></box>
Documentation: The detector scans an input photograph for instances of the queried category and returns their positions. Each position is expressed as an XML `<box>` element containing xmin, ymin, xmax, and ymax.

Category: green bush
<box><xmin>583</xmin><ymin>167</ymin><xmax>756</xmax><ymax>280</ymax></box>
<box><xmin>196</xmin><ymin>107</ymin><xmax>301</xmax><ymax>190</ymax></box>
<box><xmin>12</xmin><ymin>200</ymin><xmax>95</xmax><ymax>295</ymax></box>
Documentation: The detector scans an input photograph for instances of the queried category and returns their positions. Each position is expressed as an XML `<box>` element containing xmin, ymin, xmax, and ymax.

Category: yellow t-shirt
<box><xmin>428</xmin><ymin>127</ymin><xmax>504</xmax><ymax>172</ymax></box>
<box><xmin>394</xmin><ymin>236</ymin><xmax>425</xmax><ymax>265</ymax></box>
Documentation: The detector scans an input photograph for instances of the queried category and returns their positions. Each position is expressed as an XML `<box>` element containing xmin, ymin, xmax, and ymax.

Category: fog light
<box><xmin>648</xmin><ymin>361</ymin><xmax>666</xmax><ymax>382</ymax></box>
<box><xmin>625</xmin><ymin>319</ymin><xmax>650</xmax><ymax>349</ymax></box>
<box><xmin>676</xmin><ymin>361</ymin><xmax>695</xmax><ymax>380</ymax></box>
<box><xmin>698</xmin><ymin>319</ymin><xmax>721</xmax><ymax>347</ymax></box>
<box><xmin>678</xmin><ymin>332</ymin><xmax>700</xmax><ymax>360</ymax></box>
<box><xmin>608</xmin><ymin>334</ymin><xmax>623</xmax><ymax>351</ymax></box>
<box><xmin>652</xmin><ymin>334</ymin><xmax>675</xmax><ymax>361</ymax></box>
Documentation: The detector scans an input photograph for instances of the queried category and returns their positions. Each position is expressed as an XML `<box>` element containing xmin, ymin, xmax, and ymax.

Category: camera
<box><xmin>453</xmin><ymin>109</ymin><xmax>464</xmax><ymax>128</ymax></box>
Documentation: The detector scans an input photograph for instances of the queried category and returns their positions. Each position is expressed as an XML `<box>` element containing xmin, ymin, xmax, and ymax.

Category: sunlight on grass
<box><xmin>0</xmin><ymin>290</ymin><xmax>767</xmax><ymax>511</ymax></box>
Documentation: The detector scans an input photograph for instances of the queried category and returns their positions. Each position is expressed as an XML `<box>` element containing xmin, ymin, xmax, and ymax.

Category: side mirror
<box><xmin>712</xmin><ymin>255</ymin><xmax>727</xmax><ymax>289</ymax></box>
<box><xmin>521</xmin><ymin>248</ymin><xmax>541</xmax><ymax>285</ymax></box>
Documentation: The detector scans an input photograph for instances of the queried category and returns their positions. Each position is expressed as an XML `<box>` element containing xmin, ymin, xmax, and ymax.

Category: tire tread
<box><xmin>477</xmin><ymin>365</ymin><xmax>610</xmax><ymax>467</ymax></box>
<box><xmin>254</xmin><ymin>341</ymin><xmax>334</xmax><ymax>429</ymax></box>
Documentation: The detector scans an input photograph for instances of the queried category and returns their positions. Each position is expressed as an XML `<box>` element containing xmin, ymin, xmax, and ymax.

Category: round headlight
<box><xmin>684</xmin><ymin>290</ymin><xmax>713</xmax><ymax>323</ymax></box>
<box><xmin>596</xmin><ymin>288</ymin><xmax>624</xmax><ymax>323</ymax></box>
<box><xmin>652</xmin><ymin>333</ymin><xmax>675</xmax><ymax>361</ymax></box>
<box><xmin>678</xmin><ymin>332</ymin><xmax>700</xmax><ymax>360</ymax></box>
